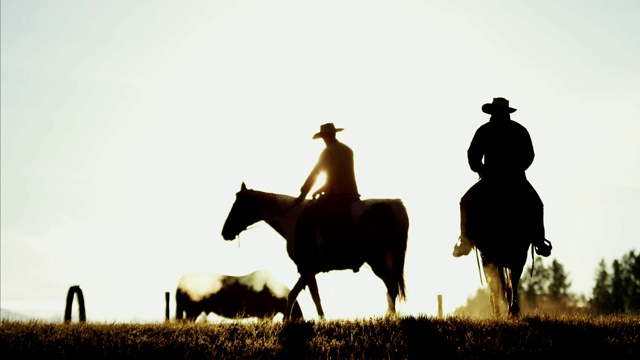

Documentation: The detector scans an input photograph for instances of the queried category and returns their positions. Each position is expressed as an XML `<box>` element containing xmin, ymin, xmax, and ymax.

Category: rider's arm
<box><xmin>519</xmin><ymin>127</ymin><xmax>535</xmax><ymax>172</ymax></box>
<box><xmin>467</xmin><ymin>128</ymin><xmax>486</xmax><ymax>176</ymax></box>
<box><xmin>298</xmin><ymin>149</ymin><xmax>328</xmax><ymax>201</ymax></box>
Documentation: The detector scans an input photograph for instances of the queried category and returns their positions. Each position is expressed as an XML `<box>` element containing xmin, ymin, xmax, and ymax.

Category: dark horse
<box><xmin>222</xmin><ymin>183</ymin><xmax>409</xmax><ymax>320</ymax></box>
<box><xmin>467</xmin><ymin>181</ymin><xmax>539</xmax><ymax>317</ymax></box>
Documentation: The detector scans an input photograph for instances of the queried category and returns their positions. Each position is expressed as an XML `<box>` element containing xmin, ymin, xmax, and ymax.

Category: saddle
<box><xmin>295</xmin><ymin>194</ymin><xmax>362</xmax><ymax>271</ymax></box>
<box><xmin>467</xmin><ymin>179</ymin><xmax>550</xmax><ymax>256</ymax></box>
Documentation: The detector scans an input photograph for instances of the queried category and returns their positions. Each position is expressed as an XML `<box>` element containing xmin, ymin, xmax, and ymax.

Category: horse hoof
<box><xmin>509</xmin><ymin>302</ymin><xmax>521</xmax><ymax>317</ymax></box>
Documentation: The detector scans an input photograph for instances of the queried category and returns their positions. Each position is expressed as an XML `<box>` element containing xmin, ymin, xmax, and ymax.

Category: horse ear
<box><xmin>241</xmin><ymin>182</ymin><xmax>247</xmax><ymax>191</ymax></box>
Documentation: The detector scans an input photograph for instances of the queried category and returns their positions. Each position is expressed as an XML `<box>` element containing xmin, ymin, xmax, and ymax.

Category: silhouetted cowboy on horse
<box><xmin>453</xmin><ymin>97</ymin><xmax>552</xmax><ymax>258</ymax></box>
<box><xmin>221</xmin><ymin>123</ymin><xmax>409</xmax><ymax>319</ymax></box>
<box><xmin>294</xmin><ymin>123</ymin><xmax>362</xmax><ymax>272</ymax></box>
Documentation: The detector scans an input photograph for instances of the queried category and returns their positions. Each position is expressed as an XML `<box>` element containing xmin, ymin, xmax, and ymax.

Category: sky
<box><xmin>1</xmin><ymin>0</ymin><xmax>639</xmax><ymax>323</ymax></box>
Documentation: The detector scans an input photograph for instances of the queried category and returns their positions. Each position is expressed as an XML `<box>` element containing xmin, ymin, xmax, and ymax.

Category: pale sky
<box><xmin>2</xmin><ymin>0</ymin><xmax>639</xmax><ymax>322</ymax></box>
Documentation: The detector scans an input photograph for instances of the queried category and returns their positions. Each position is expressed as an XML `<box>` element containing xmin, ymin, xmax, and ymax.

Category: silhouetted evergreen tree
<box><xmin>589</xmin><ymin>250</ymin><xmax>640</xmax><ymax>314</ymax></box>
<box><xmin>453</xmin><ymin>287</ymin><xmax>493</xmax><ymax>318</ymax></box>
<box><xmin>536</xmin><ymin>259</ymin><xmax>579</xmax><ymax>312</ymax></box>
<box><xmin>611</xmin><ymin>260</ymin><xmax>626</xmax><ymax>312</ymax></box>
<box><xmin>590</xmin><ymin>259</ymin><xmax>613</xmax><ymax>314</ymax></box>
<box><xmin>616</xmin><ymin>250</ymin><xmax>640</xmax><ymax>313</ymax></box>
<box><xmin>628</xmin><ymin>250</ymin><xmax>640</xmax><ymax>312</ymax></box>
<box><xmin>520</xmin><ymin>257</ymin><xmax>550</xmax><ymax>305</ymax></box>
<box><xmin>518</xmin><ymin>257</ymin><xmax>577</xmax><ymax>313</ymax></box>
<box><xmin>547</xmin><ymin>260</ymin><xmax>572</xmax><ymax>303</ymax></box>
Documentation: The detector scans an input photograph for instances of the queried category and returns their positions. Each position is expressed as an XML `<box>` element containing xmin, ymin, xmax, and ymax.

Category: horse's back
<box><xmin>355</xmin><ymin>198</ymin><xmax>408</xmax><ymax>226</ymax></box>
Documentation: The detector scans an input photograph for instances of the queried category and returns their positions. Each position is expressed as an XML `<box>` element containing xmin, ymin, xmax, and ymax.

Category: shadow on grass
<box><xmin>277</xmin><ymin>321</ymin><xmax>315</xmax><ymax>359</ymax></box>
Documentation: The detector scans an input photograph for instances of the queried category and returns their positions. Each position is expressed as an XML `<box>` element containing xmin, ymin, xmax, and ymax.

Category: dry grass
<box><xmin>1</xmin><ymin>314</ymin><xmax>638</xmax><ymax>359</ymax></box>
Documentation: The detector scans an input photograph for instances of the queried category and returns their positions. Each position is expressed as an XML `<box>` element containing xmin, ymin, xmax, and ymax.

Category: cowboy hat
<box><xmin>482</xmin><ymin>97</ymin><xmax>517</xmax><ymax>114</ymax></box>
<box><xmin>312</xmin><ymin>123</ymin><xmax>344</xmax><ymax>139</ymax></box>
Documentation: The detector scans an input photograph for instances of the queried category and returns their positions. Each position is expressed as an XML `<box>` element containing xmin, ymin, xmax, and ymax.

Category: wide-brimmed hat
<box><xmin>312</xmin><ymin>123</ymin><xmax>344</xmax><ymax>139</ymax></box>
<box><xmin>482</xmin><ymin>97</ymin><xmax>517</xmax><ymax>114</ymax></box>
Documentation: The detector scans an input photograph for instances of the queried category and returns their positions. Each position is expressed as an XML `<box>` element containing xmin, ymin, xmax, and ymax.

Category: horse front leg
<box><xmin>305</xmin><ymin>273</ymin><xmax>325</xmax><ymax>319</ymax></box>
<box><xmin>286</xmin><ymin>277</ymin><xmax>306</xmax><ymax>321</ymax></box>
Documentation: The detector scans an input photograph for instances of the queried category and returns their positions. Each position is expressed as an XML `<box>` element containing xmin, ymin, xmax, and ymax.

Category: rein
<box><xmin>261</xmin><ymin>202</ymin><xmax>298</xmax><ymax>222</ymax></box>
<box><xmin>530</xmin><ymin>245</ymin><xmax>535</xmax><ymax>278</ymax></box>
<box><xmin>475</xmin><ymin>248</ymin><xmax>484</xmax><ymax>286</ymax></box>
<box><xmin>238</xmin><ymin>201</ymin><xmax>299</xmax><ymax>237</ymax></box>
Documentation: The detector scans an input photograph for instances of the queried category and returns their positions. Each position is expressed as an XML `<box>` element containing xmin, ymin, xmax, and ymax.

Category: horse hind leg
<box><xmin>508</xmin><ymin>267</ymin><xmax>523</xmax><ymax>317</ymax></box>
<box><xmin>500</xmin><ymin>267</ymin><xmax>521</xmax><ymax>318</ymax></box>
<box><xmin>385</xmin><ymin>280</ymin><xmax>398</xmax><ymax>317</ymax></box>
<box><xmin>501</xmin><ymin>267</ymin><xmax>513</xmax><ymax>313</ymax></box>
<box><xmin>369</xmin><ymin>262</ymin><xmax>399</xmax><ymax>317</ymax></box>
<box><xmin>483</xmin><ymin>263</ymin><xmax>503</xmax><ymax>317</ymax></box>
<box><xmin>306</xmin><ymin>274</ymin><xmax>325</xmax><ymax>320</ymax></box>
<box><xmin>287</xmin><ymin>273</ymin><xmax>325</xmax><ymax>321</ymax></box>
<box><xmin>286</xmin><ymin>277</ymin><xmax>307</xmax><ymax>321</ymax></box>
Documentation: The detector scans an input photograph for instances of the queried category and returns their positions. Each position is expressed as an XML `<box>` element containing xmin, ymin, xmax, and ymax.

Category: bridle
<box><xmin>234</xmin><ymin>202</ymin><xmax>301</xmax><ymax>250</ymax></box>
<box><xmin>260</xmin><ymin>201</ymin><xmax>299</xmax><ymax>224</ymax></box>
<box><xmin>235</xmin><ymin>201</ymin><xmax>301</xmax><ymax>239</ymax></box>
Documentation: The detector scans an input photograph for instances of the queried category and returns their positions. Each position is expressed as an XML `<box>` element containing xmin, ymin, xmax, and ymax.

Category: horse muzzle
<box><xmin>221</xmin><ymin>231</ymin><xmax>238</xmax><ymax>241</ymax></box>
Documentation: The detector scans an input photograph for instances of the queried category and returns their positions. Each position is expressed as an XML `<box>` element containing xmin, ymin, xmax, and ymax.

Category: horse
<box><xmin>175</xmin><ymin>270</ymin><xmax>303</xmax><ymax>321</ymax></box>
<box><xmin>221</xmin><ymin>182</ymin><xmax>409</xmax><ymax>320</ymax></box>
<box><xmin>465</xmin><ymin>182</ymin><xmax>540</xmax><ymax>317</ymax></box>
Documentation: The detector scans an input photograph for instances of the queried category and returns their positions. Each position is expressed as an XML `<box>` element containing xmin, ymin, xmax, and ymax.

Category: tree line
<box><xmin>455</xmin><ymin>249</ymin><xmax>640</xmax><ymax>316</ymax></box>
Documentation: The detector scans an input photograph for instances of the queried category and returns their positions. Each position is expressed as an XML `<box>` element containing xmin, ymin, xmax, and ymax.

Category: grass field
<box><xmin>1</xmin><ymin>315</ymin><xmax>638</xmax><ymax>359</ymax></box>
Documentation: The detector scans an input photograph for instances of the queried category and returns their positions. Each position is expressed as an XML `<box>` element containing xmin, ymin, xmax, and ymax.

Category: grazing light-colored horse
<box><xmin>175</xmin><ymin>270</ymin><xmax>303</xmax><ymax>321</ymax></box>
<box><xmin>221</xmin><ymin>182</ymin><xmax>409</xmax><ymax>320</ymax></box>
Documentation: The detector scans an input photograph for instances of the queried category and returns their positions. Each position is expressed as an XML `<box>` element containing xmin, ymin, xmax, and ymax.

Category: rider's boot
<box><xmin>453</xmin><ymin>234</ymin><xmax>473</xmax><ymax>257</ymax></box>
<box><xmin>534</xmin><ymin>239</ymin><xmax>552</xmax><ymax>257</ymax></box>
<box><xmin>532</xmin><ymin>213</ymin><xmax>552</xmax><ymax>257</ymax></box>
<box><xmin>454</xmin><ymin>204</ymin><xmax>474</xmax><ymax>257</ymax></box>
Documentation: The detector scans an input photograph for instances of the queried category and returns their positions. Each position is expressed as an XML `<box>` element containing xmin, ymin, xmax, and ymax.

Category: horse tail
<box><xmin>391</xmin><ymin>200</ymin><xmax>409</xmax><ymax>301</ymax></box>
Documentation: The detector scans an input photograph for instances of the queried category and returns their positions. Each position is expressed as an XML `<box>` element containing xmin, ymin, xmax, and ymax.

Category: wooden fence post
<box><xmin>438</xmin><ymin>294</ymin><xmax>443</xmax><ymax>318</ymax></box>
<box><xmin>64</xmin><ymin>285</ymin><xmax>86</xmax><ymax>323</ymax></box>
<box><xmin>165</xmin><ymin>292</ymin><xmax>170</xmax><ymax>321</ymax></box>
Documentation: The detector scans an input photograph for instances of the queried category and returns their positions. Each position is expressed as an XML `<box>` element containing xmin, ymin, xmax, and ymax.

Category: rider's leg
<box><xmin>526</xmin><ymin>183</ymin><xmax>552</xmax><ymax>257</ymax></box>
<box><xmin>454</xmin><ymin>183</ymin><xmax>479</xmax><ymax>257</ymax></box>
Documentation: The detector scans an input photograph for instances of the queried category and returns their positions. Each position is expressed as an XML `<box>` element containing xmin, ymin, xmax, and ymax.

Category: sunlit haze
<box><xmin>2</xmin><ymin>0</ymin><xmax>639</xmax><ymax>322</ymax></box>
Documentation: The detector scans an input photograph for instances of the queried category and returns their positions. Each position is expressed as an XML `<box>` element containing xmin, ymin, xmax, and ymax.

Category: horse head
<box><xmin>221</xmin><ymin>182</ymin><xmax>265</xmax><ymax>240</ymax></box>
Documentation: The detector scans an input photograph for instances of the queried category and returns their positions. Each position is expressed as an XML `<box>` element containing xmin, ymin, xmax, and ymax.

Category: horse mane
<box><xmin>243</xmin><ymin>188</ymin><xmax>294</xmax><ymax>207</ymax></box>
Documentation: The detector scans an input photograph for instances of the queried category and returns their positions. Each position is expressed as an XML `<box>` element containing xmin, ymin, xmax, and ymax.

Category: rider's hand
<box><xmin>294</xmin><ymin>195</ymin><xmax>305</xmax><ymax>205</ymax></box>
<box><xmin>312</xmin><ymin>189</ymin><xmax>324</xmax><ymax>199</ymax></box>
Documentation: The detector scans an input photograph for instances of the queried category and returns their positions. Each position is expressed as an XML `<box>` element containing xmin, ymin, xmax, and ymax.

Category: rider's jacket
<box><xmin>300</xmin><ymin>140</ymin><xmax>360</xmax><ymax>198</ymax></box>
<box><xmin>467</xmin><ymin>115</ymin><xmax>534</xmax><ymax>180</ymax></box>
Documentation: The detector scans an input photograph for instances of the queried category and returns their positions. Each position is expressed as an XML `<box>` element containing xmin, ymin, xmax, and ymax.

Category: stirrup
<box><xmin>535</xmin><ymin>239</ymin><xmax>552</xmax><ymax>257</ymax></box>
